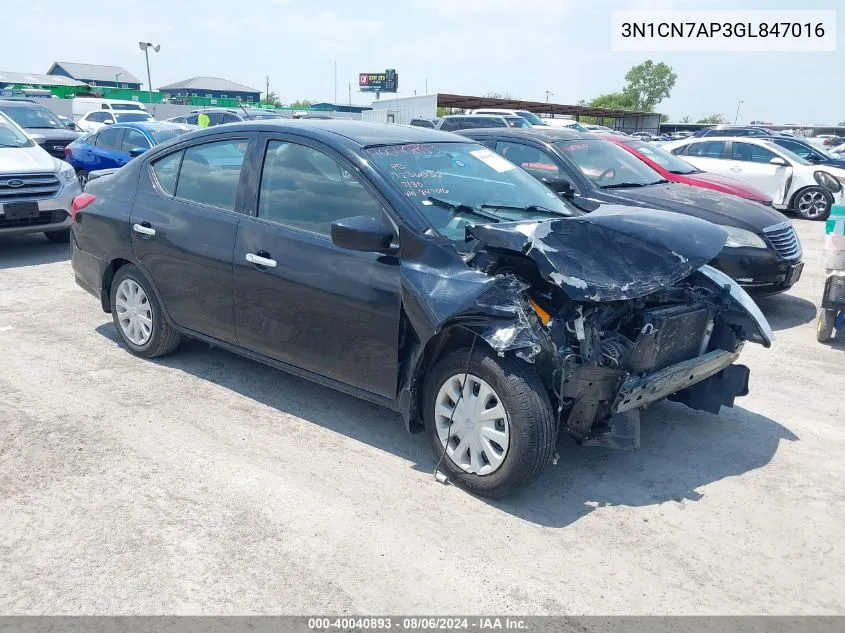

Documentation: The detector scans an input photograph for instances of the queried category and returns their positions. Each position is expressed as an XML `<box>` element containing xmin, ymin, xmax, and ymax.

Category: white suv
<box><xmin>0</xmin><ymin>110</ymin><xmax>82</xmax><ymax>242</ymax></box>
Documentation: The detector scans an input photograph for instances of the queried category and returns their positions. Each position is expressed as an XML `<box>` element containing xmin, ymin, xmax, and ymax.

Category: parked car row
<box><xmin>69</xmin><ymin>119</ymin><xmax>778</xmax><ymax>498</ymax></box>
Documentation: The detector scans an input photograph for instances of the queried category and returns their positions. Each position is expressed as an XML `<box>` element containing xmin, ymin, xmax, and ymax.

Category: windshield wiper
<box><xmin>425</xmin><ymin>196</ymin><xmax>501</xmax><ymax>223</ymax></box>
<box><xmin>601</xmin><ymin>180</ymin><xmax>667</xmax><ymax>189</ymax></box>
<box><xmin>480</xmin><ymin>202</ymin><xmax>571</xmax><ymax>217</ymax></box>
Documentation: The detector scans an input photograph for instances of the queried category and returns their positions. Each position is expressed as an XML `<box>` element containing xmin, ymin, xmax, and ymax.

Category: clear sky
<box><xmin>4</xmin><ymin>0</ymin><xmax>843</xmax><ymax>124</ymax></box>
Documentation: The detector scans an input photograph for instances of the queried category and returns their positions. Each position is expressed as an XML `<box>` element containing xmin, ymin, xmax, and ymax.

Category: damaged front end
<box><xmin>402</xmin><ymin>207</ymin><xmax>773</xmax><ymax>449</ymax></box>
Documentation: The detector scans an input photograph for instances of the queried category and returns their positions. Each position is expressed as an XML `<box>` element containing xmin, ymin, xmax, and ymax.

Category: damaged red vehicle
<box><xmin>70</xmin><ymin>121</ymin><xmax>774</xmax><ymax>497</ymax></box>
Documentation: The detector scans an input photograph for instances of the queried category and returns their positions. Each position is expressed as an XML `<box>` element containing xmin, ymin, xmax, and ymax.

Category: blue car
<box><xmin>65</xmin><ymin>121</ymin><xmax>195</xmax><ymax>187</ymax></box>
<box><xmin>767</xmin><ymin>135</ymin><xmax>845</xmax><ymax>170</ymax></box>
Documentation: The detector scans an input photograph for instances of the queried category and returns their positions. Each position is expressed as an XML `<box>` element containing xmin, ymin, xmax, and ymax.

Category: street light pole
<box><xmin>734</xmin><ymin>99</ymin><xmax>744</xmax><ymax>124</ymax></box>
<box><xmin>138</xmin><ymin>42</ymin><xmax>160</xmax><ymax>109</ymax></box>
<box><xmin>115</xmin><ymin>72</ymin><xmax>122</xmax><ymax>88</ymax></box>
<box><xmin>545</xmin><ymin>90</ymin><xmax>554</xmax><ymax>103</ymax></box>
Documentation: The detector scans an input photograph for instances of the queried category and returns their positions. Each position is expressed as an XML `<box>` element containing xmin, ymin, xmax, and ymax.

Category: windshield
<box><xmin>625</xmin><ymin>140</ymin><xmax>699</xmax><ymax>174</ymax></box>
<box><xmin>565</xmin><ymin>121</ymin><xmax>591</xmax><ymax>133</ymax></box>
<box><xmin>0</xmin><ymin>112</ymin><xmax>34</xmax><ymax>147</ymax></box>
<box><xmin>365</xmin><ymin>142</ymin><xmax>577</xmax><ymax>241</ymax></box>
<box><xmin>555</xmin><ymin>138</ymin><xmax>666</xmax><ymax>188</ymax></box>
<box><xmin>761</xmin><ymin>142</ymin><xmax>811</xmax><ymax>166</ymax></box>
<box><xmin>515</xmin><ymin>111</ymin><xmax>546</xmax><ymax>126</ymax></box>
<box><xmin>150</xmin><ymin>126</ymin><xmax>194</xmax><ymax>144</ymax></box>
<box><xmin>503</xmin><ymin>117</ymin><xmax>531</xmax><ymax>128</ymax></box>
<box><xmin>116</xmin><ymin>112</ymin><xmax>154</xmax><ymax>123</ymax></box>
<box><xmin>110</xmin><ymin>104</ymin><xmax>145</xmax><ymax>111</ymax></box>
<box><xmin>1</xmin><ymin>105</ymin><xmax>65</xmax><ymax>129</ymax></box>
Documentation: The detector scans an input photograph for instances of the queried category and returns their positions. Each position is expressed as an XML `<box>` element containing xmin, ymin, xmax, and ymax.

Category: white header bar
<box><xmin>611</xmin><ymin>10</ymin><xmax>837</xmax><ymax>52</ymax></box>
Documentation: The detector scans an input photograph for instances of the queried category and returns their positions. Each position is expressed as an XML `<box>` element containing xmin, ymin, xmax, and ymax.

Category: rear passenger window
<box><xmin>258</xmin><ymin>140</ymin><xmax>383</xmax><ymax>235</ymax></box>
<box><xmin>151</xmin><ymin>151</ymin><xmax>182</xmax><ymax>196</ymax></box>
<box><xmin>439</xmin><ymin>119</ymin><xmax>458</xmax><ymax>132</ymax></box>
<box><xmin>174</xmin><ymin>139</ymin><xmax>248</xmax><ymax>210</ymax></box>
<box><xmin>686</xmin><ymin>141</ymin><xmax>726</xmax><ymax>158</ymax></box>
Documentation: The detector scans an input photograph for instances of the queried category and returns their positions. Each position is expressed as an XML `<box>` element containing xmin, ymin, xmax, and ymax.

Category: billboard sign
<box><xmin>358</xmin><ymin>69</ymin><xmax>398</xmax><ymax>93</ymax></box>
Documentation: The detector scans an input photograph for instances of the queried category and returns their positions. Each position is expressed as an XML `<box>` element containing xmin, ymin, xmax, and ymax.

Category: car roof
<box><xmin>177</xmin><ymin>119</ymin><xmax>465</xmax><ymax>147</ymax></box>
<box><xmin>441</xmin><ymin>114</ymin><xmax>506</xmax><ymax>119</ymax></box>
<box><xmin>458</xmin><ymin>127</ymin><xmax>591</xmax><ymax>141</ymax></box>
<box><xmin>0</xmin><ymin>98</ymin><xmax>43</xmax><ymax>107</ymax></box>
<box><xmin>109</xmin><ymin>121</ymin><xmax>194</xmax><ymax>134</ymax></box>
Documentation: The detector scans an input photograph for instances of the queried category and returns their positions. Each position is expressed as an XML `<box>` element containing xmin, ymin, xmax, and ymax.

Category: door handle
<box><xmin>246</xmin><ymin>253</ymin><xmax>277</xmax><ymax>268</ymax></box>
<box><xmin>729</xmin><ymin>167</ymin><xmax>742</xmax><ymax>172</ymax></box>
<box><xmin>132</xmin><ymin>223</ymin><xmax>156</xmax><ymax>237</ymax></box>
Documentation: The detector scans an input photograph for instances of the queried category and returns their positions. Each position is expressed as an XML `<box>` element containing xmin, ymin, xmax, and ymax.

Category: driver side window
<box><xmin>495</xmin><ymin>141</ymin><xmax>560</xmax><ymax>177</ymax></box>
<box><xmin>258</xmin><ymin>140</ymin><xmax>384</xmax><ymax>236</ymax></box>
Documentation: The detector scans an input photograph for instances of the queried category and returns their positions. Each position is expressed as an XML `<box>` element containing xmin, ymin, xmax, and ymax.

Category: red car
<box><xmin>601</xmin><ymin>135</ymin><xmax>773</xmax><ymax>205</ymax></box>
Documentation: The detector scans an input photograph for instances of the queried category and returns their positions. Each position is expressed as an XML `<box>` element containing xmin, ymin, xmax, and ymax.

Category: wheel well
<box><xmin>408</xmin><ymin>325</ymin><xmax>489</xmax><ymax>433</ymax></box>
<box><xmin>101</xmin><ymin>258</ymin><xmax>131</xmax><ymax>313</ymax></box>
<box><xmin>788</xmin><ymin>184</ymin><xmax>831</xmax><ymax>209</ymax></box>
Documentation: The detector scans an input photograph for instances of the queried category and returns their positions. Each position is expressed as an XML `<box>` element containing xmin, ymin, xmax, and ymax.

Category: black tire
<box><xmin>792</xmin><ymin>186</ymin><xmax>832</xmax><ymax>221</ymax></box>
<box><xmin>44</xmin><ymin>229</ymin><xmax>70</xmax><ymax>243</ymax></box>
<box><xmin>817</xmin><ymin>308</ymin><xmax>836</xmax><ymax>343</ymax></box>
<box><xmin>76</xmin><ymin>170</ymin><xmax>89</xmax><ymax>190</ymax></box>
<box><xmin>423</xmin><ymin>347</ymin><xmax>555</xmax><ymax>498</ymax></box>
<box><xmin>110</xmin><ymin>264</ymin><xmax>181</xmax><ymax>359</ymax></box>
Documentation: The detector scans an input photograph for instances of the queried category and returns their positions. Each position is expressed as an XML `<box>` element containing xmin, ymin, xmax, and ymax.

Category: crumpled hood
<box><xmin>467</xmin><ymin>206</ymin><xmax>728</xmax><ymax>301</ymax></box>
<box><xmin>601</xmin><ymin>182</ymin><xmax>788</xmax><ymax>231</ymax></box>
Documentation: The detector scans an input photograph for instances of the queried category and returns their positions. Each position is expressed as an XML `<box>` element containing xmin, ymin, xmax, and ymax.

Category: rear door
<box><xmin>120</xmin><ymin>127</ymin><xmax>152</xmax><ymax>156</ymax></box>
<box><xmin>674</xmin><ymin>140</ymin><xmax>730</xmax><ymax>175</ymax></box>
<box><xmin>130</xmin><ymin>133</ymin><xmax>255</xmax><ymax>343</ymax></box>
<box><xmin>724</xmin><ymin>141</ymin><xmax>790</xmax><ymax>203</ymax></box>
<box><xmin>92</xmin><ymin>126</ymin><xmax>128</xmax><ymax>170</ymax></box>
<box><xmin>232</xmin><ymin>134</ymin><xmax>401</xmax><ymax>398</ymax></box>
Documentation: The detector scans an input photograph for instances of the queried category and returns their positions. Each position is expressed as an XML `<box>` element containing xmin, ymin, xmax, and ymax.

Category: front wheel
<box><xmin>110</xmin><ymin>264</ymin><xmax>181</xmax><ymax>358</ymax></box>
<box><xmin>817</xmin><ymin>308</ymin><xmax>837</xmax><ymax>342</ymax></box>
<box><xmin>793</xmin><ymin>186</ymin><xmax>832</xmax><ymax>221</ymax></box>
<box><xmin>423</xmin><ymin>347</ymin><xmax>555</xmax><ymax>498</ymax></box>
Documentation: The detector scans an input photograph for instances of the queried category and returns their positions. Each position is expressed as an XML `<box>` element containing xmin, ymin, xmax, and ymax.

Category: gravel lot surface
<box><xmin>1</xmin><ymin>219</ymin><xmax>843</xmax><ymax>615</ymax></box>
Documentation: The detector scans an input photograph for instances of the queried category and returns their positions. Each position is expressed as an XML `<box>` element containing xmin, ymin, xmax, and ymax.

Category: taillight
<box><xmin>64</xmin><ymin>147</ymin><xmax>72</xmax><ymax>159</ymax></box>
<box><xmin>70</xmin><ymin>193</ymin><xmax>96</xmax><ymax>222</ymax></box>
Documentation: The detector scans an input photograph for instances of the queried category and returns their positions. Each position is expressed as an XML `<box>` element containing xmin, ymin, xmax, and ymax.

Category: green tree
<box><xmin>622</xmin><ymin>60</ymin><xmax>677</xmax><ymax>111</ymax></box>
<box><xmin>589</xmin><ymin>91</ymin><xmax>637</xmax><ymax>110</ymax></box>
<box><xmin>681</xmin><ymin>115</ymin><xmax>691</xmax><ymax>123</ymax></box>
<box><xmin>660</xmin><ymin>114</ymin><xmax>669</xmax><ymax>123</ymax></box>
<box><xmin>696</xmin><ymin>114</ymin><xmax>728</xmax><ymax>124</ymax></box>
<box><xmin>263</xmin><ymin>91</ymin><xmax>280</xmax><ymax>107</ymax></box>
<box><xmin>290</xmin><ymin>99</ymin><xmax>313</xmax><ymax>109</ymax></box>
<box><xmin>484</xmin><ymin>91</ymin><xmax>514</xmax><ymax>99</ymax></box>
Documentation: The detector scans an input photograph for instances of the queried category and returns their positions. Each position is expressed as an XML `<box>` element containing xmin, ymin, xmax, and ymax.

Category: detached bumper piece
<box><xmin>821</xmin><ymin>275</ymin><xmax>845</xmax><ymax>311</ymax></box>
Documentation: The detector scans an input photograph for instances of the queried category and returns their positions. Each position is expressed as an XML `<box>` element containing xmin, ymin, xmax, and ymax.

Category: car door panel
<box><xmin>130</xmin><ymin>135</ymin><xmax>254</xmax><ymax>344</ymax></box>
<box><xmin>725</xmin><ymin>141</ymin><xmax>791</xmax><ymax>204</ymax></box>
<box><xmin>233</xmin><ymin>135</ymin><xmax>401</xmax><ymax>397</ymax></box>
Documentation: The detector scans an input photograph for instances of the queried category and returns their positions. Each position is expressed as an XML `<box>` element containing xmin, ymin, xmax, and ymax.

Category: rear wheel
<box><xmin>110</xmin><ymin>264</ymin><xmax>181</xmax><ymax>358</ymax></box>
<box><xmin>45</xmin><ymin>229</ymin><xmax>70</xmax><ymax>243</ymax></box>
<box><xmin>423</xmin><ymin>347</ymin><xmax>555</xmax><ymax>498</ymax></box>
<box><xmin>793</xmin><ymin>186</ymin><xmax>832</xmax><ymax>221</ymax></box>
<box><xmin>817</xmin><ymin>308</ymin><xmax>836</xmax><ymax>343</ymax></box>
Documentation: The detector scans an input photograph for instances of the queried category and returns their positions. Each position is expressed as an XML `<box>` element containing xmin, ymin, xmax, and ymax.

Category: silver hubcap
<box><xmin>115</xmin><ymin>279</ymin><xmax>153</xmax><ymax>346</ymax></box>
<box><xmin>77</xmin><ymin>172</ymin><xmax>87</xmax><ymax>187</ymax></box>
<box><xmin>435</xmin><ymin>373</ymin><xmax>510</xmax><ymax>475</ymax></box>
<box><xmin>798</xmin><ymin>191</ymin><xmax>828</xmax><ymax>218</ymax></box>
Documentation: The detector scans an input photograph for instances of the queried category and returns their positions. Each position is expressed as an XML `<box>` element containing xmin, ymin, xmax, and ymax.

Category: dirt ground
<box><xmin>1</xmin><ymin>218</ymin><xmax>843</xmax><ymax>615</ymax></box>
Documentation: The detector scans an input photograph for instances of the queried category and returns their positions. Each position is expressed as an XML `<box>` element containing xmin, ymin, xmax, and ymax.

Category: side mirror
<box><xmin>331</xmin><ymin>216</ymin><xmax>395</xmax><ymax>253</ymax></box>
<box><xmin>29</xmin><ymin>133</ymin><xmax>46</xmax><ymax>145</ymax></box>
<box><xmin>541</xmin><ymin>175</ymin><xmax>575</xmax><ymax>197</ymax></box>
<box><xmin>129</xmin><ymin>147</ymin><xmax>148</xmax><ymax>158</ymax></box>
<box><xmin>769</xmin><ymin>157</ymin><xmax>788</xmax><ymax>167</ymax></box>
<box><xmin>814</xmin><ymin>170</ymin><xmax>843</xmax><ymax>193</ymax></box>
<box><xmin>104</xmin><ymin>120</ymin><xmax>114</xmax><ymax>126</ymax></box>
<box><xmin>65</xmin><ymin>120</ymin><xmax>76</xmax><ymax>129</ymax></box>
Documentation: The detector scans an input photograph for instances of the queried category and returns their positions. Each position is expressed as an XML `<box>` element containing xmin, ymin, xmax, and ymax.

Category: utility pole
<box><xmin>334</xmin><ymin>61</ymin><xmax>337</xmax><ymax>104</ymax></box>
<box><xmin>734</xmin><ymin>99</ymin><xmax>744</xmax><ymax>124</ymax></box>
<box><xmin>425</xmin><ymin>77</ymin><xmax>428</xmax><ymax>93</ymax></box>
<box><xmin>115</xmin><ymin>72</ymin><xmax>122</xmax><ymax>87</ymax></box>
<box><xmin>265</xmin><ymin>75</ymin><xmax>270</xmax><ymax>105</ymax></box>
<box><xmin>138</xmin><ymin>42</ymin><xmax>160</xmax><ymax>109</ymax></box>
<box><xmin>545</xmin><ymin>90</ymin><xmax>554</xmax><ymax>103</ymax></box>
<box><xmin>348</xmin><ymin>82</ymin><xmax>351</xmax><ymax>106</ymax></box>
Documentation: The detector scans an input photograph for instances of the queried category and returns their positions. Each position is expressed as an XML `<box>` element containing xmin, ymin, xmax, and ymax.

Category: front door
<box><xmin>233</xmin><ymin>136</ymin><xmax>401</xmax><ymax>398</ymax></box>
<box><xmin>130</xmin><ymin>134</ymin><xmax>254</xmax><ymax>343</ymax></box>
<box><xmin>725</xmin><ymin>141</ymin><xmax>792</xmax><ymax>204</ymax></box>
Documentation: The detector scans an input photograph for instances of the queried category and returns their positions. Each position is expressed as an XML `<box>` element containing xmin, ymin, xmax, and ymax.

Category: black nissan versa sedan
<box><xmin>460</xmin><ymin>127</ymin><xmax>805</xmax><ymax>295</ymax></box>
<box><xmin>70</xmin><ymin>121</ymin><xmax>774</xmax><ymax>497</ymax></box>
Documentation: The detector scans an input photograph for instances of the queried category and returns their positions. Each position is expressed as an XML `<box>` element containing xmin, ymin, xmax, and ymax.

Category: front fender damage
<box><xmin>397</xmin><ymin>213</ymin><xmax>764</xmax><ymax>448</ymax></box>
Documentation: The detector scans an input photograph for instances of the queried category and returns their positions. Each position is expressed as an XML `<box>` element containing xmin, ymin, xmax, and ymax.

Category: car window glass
<box><xmin>174</xmin><ymin>139</ymin><xmax>248</xmax><ymax>211</ymax></box>
<box><xmin>776</xmin><ymin>139</ymin><xmax>813</xmax><ymax>159</ymax></box>
<box><xmin>221</xmin><ymin>114</ymin><xmax>240</xmax><ymax>124</ymax></box>
<box><xmin>686</xmin><ymin>141</ymin><xmax>725</xmax><ymax>158</ymax></box>
<box><xmin>731</xmin><ymin>142</ymin><xmax>777</xmax><ymax>163</ymax></box>
<box><xmin>121</xmin><ymin>128</ymin><xmax>151</xmax><ymax>152</ymax></box>
<box><xmin>151</xmin><ymin>150</ymin><xmax>182</xmax><ymax>196</ymax></box>
<box><xmin>496</xmin><ymin>141</ymin><xmax>560</xmax><ymax>179</ymax></box>
<box><xmin>439</xmin><ymin>119</ymin><xmax>457</xmax><ymax>131</ymax></box>
<box><xmin>186</xmin><ymin>115</ymin><xmax>199</xmax><ymax>125</ymax></box>
<box><xmin>258</xmin><ymin>140</ymin><xmax>383</xmax><ymax>235</ymax></box>
<box><xmin>207</xmin><ymin>113</ymin><xmax>224</xmax><ymax>126</ymax></box>
<box><xmin>95</xmin><ymin>127</ymin><xmax>123</xmax><ymax>150</ymax></box>
<box><xmin>88</xmin><ymin>112</ymin><xmax>105</xmax><ymax>123</ymax></box>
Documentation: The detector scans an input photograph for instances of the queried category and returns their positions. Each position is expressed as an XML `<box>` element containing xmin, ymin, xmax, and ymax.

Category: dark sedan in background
<box><xmin>0</xmin><ymin>98</ymin><xmax>81</xmax><ymax>159</ymax></box>
<box><xmin>460</xmin><ymin>127</ymin><xmax>805</xmax><ymax>295</ymax></box>
<box><xmin>69</xmin><ymin>120</ymin><xmax>772</xmax><ymax>497</ymax></box>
